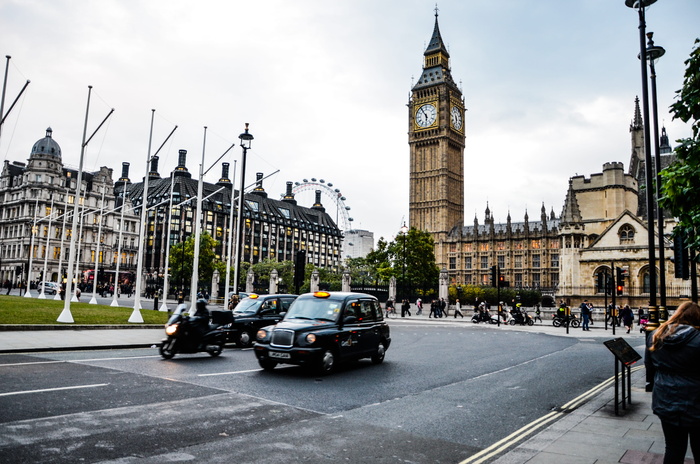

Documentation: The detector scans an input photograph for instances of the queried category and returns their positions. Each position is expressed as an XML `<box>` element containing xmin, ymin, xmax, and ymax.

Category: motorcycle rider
<box><xmin>191</xmin><ymin>297</ymin><xmax>211</xmax><ymax>338</ymax></box>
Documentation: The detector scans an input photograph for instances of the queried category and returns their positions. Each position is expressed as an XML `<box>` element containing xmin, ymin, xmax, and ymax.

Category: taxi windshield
<box><xmin>286</xmin><ymin>298</ymin><xmax>342</xmax><ymax>322</ymax></box>
<box><xmin>233</xmin><ymin>298</ymin><xmax>263</xmax><ymax>315</ymax></box>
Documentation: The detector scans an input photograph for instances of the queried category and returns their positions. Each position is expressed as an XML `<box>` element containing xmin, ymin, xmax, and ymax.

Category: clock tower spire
<box><xmin>408</xmin><ymin>10</ymin><xmax>465</xmax><ymax>267</ymax></box>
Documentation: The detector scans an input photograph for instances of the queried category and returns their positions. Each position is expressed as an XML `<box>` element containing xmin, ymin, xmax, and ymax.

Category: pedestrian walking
<box><xmin>638</xmin><ymin>307</ymin><xmax>644</xmax><ymax>326</ymax></box>
<box><xmin>401</xmin><ymin>299</ymin><xmax>411</xmax><ymax>317</ymax></box>
<box><xmin>429</xmin><ymin>299</ymin><xmax>438</xmax><ymax>318</ymax></box>
<box><xmin>534</xmin><ymin>303</ymin><xmax>543</xmax><ymax>323</ymax></box>
<box><xmin>646</xmin><ymin>301</ymin><xmax>700</xmax><ymax>463</ymax></box>
<box><xmin>621</xmin><ymin>304</ymin><xmax>634</xmax><ymax>333</ymax></box>
<box><xmin>580</xmin><ymin>299</ymin><xmax>591</xmax><ymax>331</ymax></box>
<box><xmin>454</xmin><ymin>299</ymin><xmax>464</xmax><ymax>318</ymax></box>
<box><xmin>416</xmin><ymin>297</ymin><xmax>423</xmax><ymax>315</ymax></box>
<box><xmin>439</xmin><ymin>298</ymin><xmax>447</xmax><ymax>317</ymax></box>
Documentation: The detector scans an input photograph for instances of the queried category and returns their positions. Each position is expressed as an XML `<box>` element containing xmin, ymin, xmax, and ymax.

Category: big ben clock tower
<box><xmin>409</xmin><ymin>10</ymin><xmax>465</xmax><ymax>265</ymax></box>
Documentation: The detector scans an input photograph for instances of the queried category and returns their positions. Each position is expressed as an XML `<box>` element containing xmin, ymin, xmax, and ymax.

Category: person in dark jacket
<box><xmin>647</xmin><ymin>301</ymin><xmax>700</xmax><ymax>463</ymax></box>
<box><xmin>620</xmin><ymin>304</ymin><xmax>634</xmax><ymax>334</ymax></box>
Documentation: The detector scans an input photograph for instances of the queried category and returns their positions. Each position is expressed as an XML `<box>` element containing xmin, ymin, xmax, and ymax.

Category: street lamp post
<box><xmin>644</xmin><ymin>32</ymin><xmax>668</xmax><ymax>318</ymax></box>
<box><xmin>24</xmin><ymin>198</ymin><xmax>39</xmax><ymax>297</ymax></box>
<box><xmin>400</xmin><ymin>223</ymin><xmax>408</xmax><ymax>300</ymax></box>
<box><xmin>625</xmin><ymin>0</ymin><xmax>658</xmax><ymax>324</ymax></box>
<box><xmin>38</xmin><ymin>195</ymin><xmax>54</xmax><ymax>299</ymax></box>
<box><xmin>233</xmin><ymin>124</ymin><xmax>253</xmax><ymax>296</ymax></box>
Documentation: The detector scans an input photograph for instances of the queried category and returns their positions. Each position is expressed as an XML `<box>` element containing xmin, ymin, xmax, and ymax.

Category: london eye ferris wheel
<box><xmin>285</xmin><ymin>178</ymin><xmax>353</xmax><ymax>232</ymax></box>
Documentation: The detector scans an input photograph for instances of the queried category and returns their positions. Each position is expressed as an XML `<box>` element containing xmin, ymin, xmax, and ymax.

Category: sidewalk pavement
<box><xmin>0</xmin><ymin>313</ymin><xmax>692</xmax><ymax>463</ymax></box>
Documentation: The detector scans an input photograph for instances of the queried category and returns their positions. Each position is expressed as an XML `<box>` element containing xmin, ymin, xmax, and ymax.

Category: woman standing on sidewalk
<box><xmin>647</xmin><ymin>301</ymin><xmax>700</xmax><ymax>463</ymax></box>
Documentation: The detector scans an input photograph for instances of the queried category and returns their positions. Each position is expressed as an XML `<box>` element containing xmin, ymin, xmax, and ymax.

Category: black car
<box><xmin>226</xmin><ymin>294</ymin><xmax>297</xmax><ymax>347</ymax></box>
<box><xmin>254</xmin><ymin>291</ymin><xmax>391</xmax><ymax>374</ymax></box>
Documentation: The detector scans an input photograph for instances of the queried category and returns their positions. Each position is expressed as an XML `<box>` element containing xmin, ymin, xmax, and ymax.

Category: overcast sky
<box><xmin>1</xmin><ymin>0</ymin><xmax>698</xmax><ymax>245</ymax></box>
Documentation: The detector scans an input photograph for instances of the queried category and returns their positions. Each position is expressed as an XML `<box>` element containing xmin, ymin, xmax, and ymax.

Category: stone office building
<box><xmin>115</xmin><ymin>149</ymin><xmax>344</xmax><ymax>287</ymax></box>
<box><xmin>0</xmin><ymin>128</ymin><xmax>140</xmax><ymax>288</ymax></box>
<box><xmin>0</xmin><ymin>128</ymin><xmax>343</xmax><ymax>295</ymax></box>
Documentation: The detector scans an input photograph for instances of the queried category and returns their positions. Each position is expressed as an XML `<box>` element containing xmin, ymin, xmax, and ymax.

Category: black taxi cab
<box><xmin>226</xmin><ymin>293</ymin><xmax>297</xmax><ymax>347</ymax></box>
<box><xmin>253</xmin><ymin>291</ymin><xmax>391</xmax><ymax>374</ymax></box>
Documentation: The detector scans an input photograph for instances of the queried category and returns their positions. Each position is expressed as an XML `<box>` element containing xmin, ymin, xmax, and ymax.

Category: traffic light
<box><xmin>490</xmin><ymin>266</ymin><xmax>497</xmax><ymax>287</ymax></box>
<box><xmin>615</xmin><ymin>267</ymin><xmax>624</xmax><ymax>295</ymax></box>
<box><xmin>673</xmin><ymin>231</ymin><xmax>690</xmax><ymax>280</ymax></box>
<box><xmin>498</xmin><ymin>274</ymin><xmax>505</xmax><ymax>286</ymax></box>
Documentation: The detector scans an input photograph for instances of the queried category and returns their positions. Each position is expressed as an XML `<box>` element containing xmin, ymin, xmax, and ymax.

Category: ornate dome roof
<box><xmin>31</xmin><ymin>127</ymin><xmax>62</xmax><ymax>158</ymax></box>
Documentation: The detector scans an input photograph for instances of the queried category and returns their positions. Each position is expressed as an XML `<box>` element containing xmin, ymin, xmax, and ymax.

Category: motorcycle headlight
<box><xmin>257</xmin><ymin>329</ymin><xmax>268</xmax><ymax>340</ymax></box>
<box><xmin>165</xmin><ymin>324</ymin><xmax>179</xmax><ymax>336</ymax></box>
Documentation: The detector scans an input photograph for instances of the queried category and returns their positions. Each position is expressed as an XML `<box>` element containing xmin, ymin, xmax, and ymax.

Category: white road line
<box><xmin>0</xmin><ymin>360</ymin><xmax>64</xmax><ymax>367</ymax></box>
<box><xmin>0</xmin><ymin>355</ymin><xmax>160</xmax><ymax>367</ymax></box>
<box><xmin>199</xmin><ymin>369</ymin><xmax>261</xmax><ymax>377</ymax></box>
<box><xmin>0</xmin><ymin>383</ymin><xmax>109</xmax><ymax>397</ymax></box>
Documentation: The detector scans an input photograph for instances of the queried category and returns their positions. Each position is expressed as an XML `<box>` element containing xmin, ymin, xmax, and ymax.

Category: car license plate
<box><xmin>269</xmin><ymin>351</ymin><xmax>290</xmax><ymax>359</ymax></box>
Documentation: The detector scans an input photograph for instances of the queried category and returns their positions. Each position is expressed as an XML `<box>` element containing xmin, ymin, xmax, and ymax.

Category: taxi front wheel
<box><xmin>318</xmin><ymin>349</ymin><xmax>336</xmax><ymax>375</ymax></box>
<box><xmin>259</xmin><ymin>358</ymin><xmax>277</xmax><ymax>371</ymax></box>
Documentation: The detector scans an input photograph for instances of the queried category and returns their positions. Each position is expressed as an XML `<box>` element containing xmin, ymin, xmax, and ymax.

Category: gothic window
<box><xmin>480</xmin><ymin>256</ymin><xmax>489</xmax><ymax>269</ymax></box>
<box><xmin>619</xmin><ymin>225</ymin><xmax>635</xmax><ymax>243</ymax></box>
<box><xmin>551</xmin><ymin>254</ymin><xmax>559</xmax><ymax>268</ymax></box>
<box><xmin>532</xmin><ymin>254</ymin><xmax>540</xmax><ymax>268</ymax></box>
<box><xmin>497</xmin><ymin>255</ymin><xmax>505</xmax><ymax>269</ymax></box>
<box><xmin>515</xmin><ymin>256</ymin><xmax>522</xmax><ymax>268</ymax></box>
<box><xmin>465</xmin><ymin>256</ymin><xmax>472</xmax><ymax>269</ymax></box>
<box><xmin>531</xmin><ymin>240</ymin><xmax>540</xmax><ymax>249</ymax></box>
<box><xmin>449</xmin><ymin>257</ymin><xmax>456</xmax><ymax>270</ymax></box>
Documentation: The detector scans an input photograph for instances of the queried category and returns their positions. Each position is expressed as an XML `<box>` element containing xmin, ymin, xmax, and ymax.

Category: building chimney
<box><xmin>173</xmin><ymin>149</ymin><xmax>192</xmax><ymax>178</ymax></box>
<box><xmin>312</xmin><ymin>190</ymin><xmax>325</xmax><ymax>212</ymax></box>
<box><xmin>252</xmin><ymin>172</ymin><xmax>267</xmax><ymax>198</ymax></box>
<box><xmin>282</xmin><ymin>181</ymin><xmax>297</xmax><ymax>205</ymax></box>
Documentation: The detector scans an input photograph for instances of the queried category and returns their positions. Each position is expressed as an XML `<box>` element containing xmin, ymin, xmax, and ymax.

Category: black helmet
<box><xmin>195</xmin><ymin>298</ymin><xmax>208</xmax><ymax>314</ymax></box>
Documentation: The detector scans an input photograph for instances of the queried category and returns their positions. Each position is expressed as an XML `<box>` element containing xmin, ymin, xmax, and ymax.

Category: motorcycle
<box><xmin>159</xmin><ymin>300</ymin><xmax>230</xmax><ymax>359</ymax></box>
<box><xmin>471</xmin><ymin>309</ymin><xmax>497</xmax><ymax>324</ymax></box>
<box><xmin>552</xmin><ymin>312</ymin><xmax>580</xmax><ymax>328</ymax></box>
<box><xmin>509</xmin><ymin>308</ymin><xmax>534</xmax><ymax>326</ymax></box>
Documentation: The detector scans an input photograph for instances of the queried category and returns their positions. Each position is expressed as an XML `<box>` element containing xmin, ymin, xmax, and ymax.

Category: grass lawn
<box><xmin>0</xmin><ymin>295</ymin><xmax>169</xmax><ymax>325</ymax></box>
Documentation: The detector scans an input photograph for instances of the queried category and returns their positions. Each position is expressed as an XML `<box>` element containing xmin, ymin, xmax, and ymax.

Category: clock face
<box><xmin>451</xmin><ymin>107</ymin><xmax>462</xmax><ymax>130</ymax></box>
<box><xmin>415</xmin><ymin>104</ymin><xmax>437</xmax><ymax>128</ymax></box>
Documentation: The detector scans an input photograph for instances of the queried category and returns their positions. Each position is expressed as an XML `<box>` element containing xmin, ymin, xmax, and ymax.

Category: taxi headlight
<box><xmin>165</xmin><ymin>324</ymin><xmax>179</xmax><ymax>336</ymax></box>
<box><xmin>257</xmin><ymin>329</ymin><xmax>268</xmax><ymax>340</ymax></box>
<box><xmin>305</xmin><ymin>333</ymin><xmax>317</xmax><ymax>344</ymax></box>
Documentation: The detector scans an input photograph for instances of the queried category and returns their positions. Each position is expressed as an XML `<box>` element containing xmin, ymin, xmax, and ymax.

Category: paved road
<box><xmin>0</xmin><ymin>319</ymin><xmax>633</xmax><ymax>463</ymax></box>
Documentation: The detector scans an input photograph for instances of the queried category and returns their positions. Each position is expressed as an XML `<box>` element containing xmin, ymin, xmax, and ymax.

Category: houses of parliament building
<box><xmin>408</xmin><ymin>13</ymin><xmax>689</xmax><ymax>306</ymax></box>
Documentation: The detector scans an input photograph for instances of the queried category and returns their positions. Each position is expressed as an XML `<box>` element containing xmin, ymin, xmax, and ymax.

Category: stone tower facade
<box><xmin>408</xmin><ymin>11</ymin><xmax>465</xmax><ymax>265</ymax></box>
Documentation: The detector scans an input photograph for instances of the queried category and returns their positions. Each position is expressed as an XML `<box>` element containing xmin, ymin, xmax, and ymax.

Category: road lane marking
<box><xmin>199</xmin><ymin>365</ymin><xmax>296</xmax><ymax>377</ymax></box>
<box><xmin>0</xmin><ymin>355</ymin><xmax>160</xmax><ymax>367</ymax></box>
<box><xmin>458</xmin><ymin>365</ymin><xmax>645</xmax><ymax>464</ymax></box>
<box><xmin>0</xmin><ymin>383</ymin><xmax>109</xmax><ymax>397</ymax></box>
<box><xmin>0</xmin><ymin>360</ymin><xmax>64</xmax><ymax>367</ymax></box>
<box><xmin>199</xmin><ymin>369</ymin><xmax>261</xmax><ymax>376</ymax></box>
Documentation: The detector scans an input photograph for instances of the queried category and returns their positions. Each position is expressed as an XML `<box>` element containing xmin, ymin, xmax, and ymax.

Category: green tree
<box><xmin>388</xmin><ymin>227</ymin><xmax>440</xmax><ymax>295</ymax></box>
<box><xmin>660</xmin><ymin>39</ymin><xmax>700</xmax><ymax>250</ymax></box>
<box><xmin>168</xmin><ymin>232</ymin><xmax>224</xmax><ymax>292</ymax></box>
<box><xmin>364</xmin><ymin>238</ymin><xmax>393</xmax><ymax>282</ymax></box>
